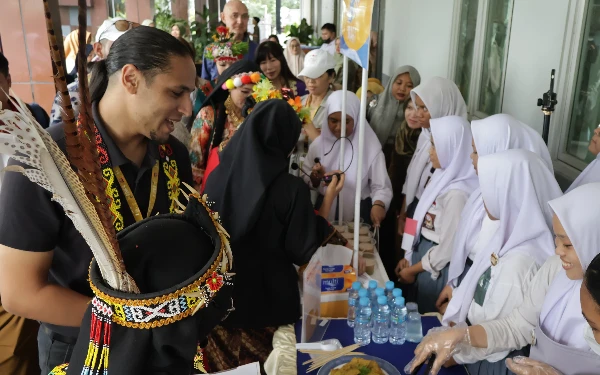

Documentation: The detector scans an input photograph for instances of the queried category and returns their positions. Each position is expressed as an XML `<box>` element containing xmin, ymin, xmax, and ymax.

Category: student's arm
<box><xmin>407</xmin><ymin>257</ymin><xmax>562</xmax><ymax>374</ymax></box>
<box><xmin>0</xmin><ymin>245</ymin><xmax>90</xmax><ymax>326</ymax></box>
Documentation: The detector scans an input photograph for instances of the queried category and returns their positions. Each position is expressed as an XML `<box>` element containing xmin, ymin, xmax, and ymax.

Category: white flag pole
<box><xmin>354</xmin><ymin>57</ymin><xmax>370</xmax><ymax>273</ymax></box>
<box><xmin>339</xmin><ymin>55</ymin><xmax>349</xmax><ymax>223</ymax></box>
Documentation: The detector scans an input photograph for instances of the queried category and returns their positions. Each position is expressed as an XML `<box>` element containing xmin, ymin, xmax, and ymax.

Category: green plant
<box><xmin>286</xmin><ymin>18</ymin><xmax>317</xmax><ymax>45</ymax></box>
<box><xmin>190</xmin><ymin>6</ymin><xmax>218</xmax><ymax>63</ymax></box>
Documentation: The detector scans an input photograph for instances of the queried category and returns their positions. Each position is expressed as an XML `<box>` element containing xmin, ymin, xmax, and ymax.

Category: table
<box><xmin>295</xmin><ymin>318</ymin><xmax>467</xmax><ymax>374</ymax></box>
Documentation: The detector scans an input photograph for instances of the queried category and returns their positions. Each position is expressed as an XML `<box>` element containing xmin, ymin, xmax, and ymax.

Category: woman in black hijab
<box><xmin>203</xmin><ymin>99</ymin><xmax>346</xmax><ymax>371</ymax></box>
<box><xmin>189</xmin><ymin>60</ymin><xmax>260</xmax><ymax>191</ymax></box>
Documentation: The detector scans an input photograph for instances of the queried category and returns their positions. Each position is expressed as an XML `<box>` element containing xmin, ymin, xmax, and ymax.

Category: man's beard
<box><xmin>323</xmin><ymin>38</ymin><xmax>332</xmax><ymax>44</ymax></box>
<box><xmin>150</xmin><ymin>130</ymin><xmax>170</xmax><ymax>144</ymax></box>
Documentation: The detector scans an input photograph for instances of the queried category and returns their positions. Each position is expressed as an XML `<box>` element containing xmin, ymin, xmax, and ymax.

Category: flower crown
<box><xmin>250</xmin><ymin>76</ymin><xmax>311</xmax><ymax>124</ymax></box>
<box><xmin>221</xmin><ymin>72</ymin><xmax>262</xmax><ymax>90</ymax></box>
<box><xmin>205</xmin><ymin>26</ymin><xmax>249</xmax><ymax>62</ymax></box>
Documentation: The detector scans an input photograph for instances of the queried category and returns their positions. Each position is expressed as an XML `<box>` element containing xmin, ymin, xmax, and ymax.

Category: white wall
<box><xmin>501</xmin><ymin>0</ymin><xmax>571</xmax><ymax>135</ymax></box>
<box><xmin>381</xmin><ymin>0</ymin><xmax>455</xmax><ymax>82</ymax></box>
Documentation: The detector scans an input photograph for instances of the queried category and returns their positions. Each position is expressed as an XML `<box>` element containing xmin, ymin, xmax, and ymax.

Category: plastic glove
<box><xmin>404</xmin><ymin>323</ymin><xmax>471</xmax><ymax>375</ymax></box>
<box><xmin>505</xmin><ymin>357</ymin><xmax>563</xmax><ymax>375</ymax></box>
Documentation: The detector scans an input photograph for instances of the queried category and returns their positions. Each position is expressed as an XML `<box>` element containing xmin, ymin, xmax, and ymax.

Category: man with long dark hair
<box><xmin>0</xmin><ymin>27</ymin><xmax>196</xmax><ymax>373</ymax></box>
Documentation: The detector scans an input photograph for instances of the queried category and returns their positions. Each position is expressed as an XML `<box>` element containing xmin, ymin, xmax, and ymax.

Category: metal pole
<box><xmin>354</xmin><ymin>61</ymin><xmax>369</xmax><ymax>273</ymax></box>
<box><xmin>339</xmin><ymin>55</ymin><xmax>348</xmax><ymax>223</ymax></box>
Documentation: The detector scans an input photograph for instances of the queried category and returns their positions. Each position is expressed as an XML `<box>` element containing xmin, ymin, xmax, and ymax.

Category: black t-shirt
<box><xmin>0</xmin><ymin>103</ymin><xmax>193</xmax><ymax>337</ymax></box>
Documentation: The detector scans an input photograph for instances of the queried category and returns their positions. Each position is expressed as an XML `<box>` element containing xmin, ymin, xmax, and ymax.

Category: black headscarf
<box><xmin>201</xmin><ymin>60</ymin><xmax>260</xmax><ymax>147</ymax></box>
<box><xmin>204</xmin><ymin>99</ymin><xmax>302</xmax><ymax>241</ymax></box>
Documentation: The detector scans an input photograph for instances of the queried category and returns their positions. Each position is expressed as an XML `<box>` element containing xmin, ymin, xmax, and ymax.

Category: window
<box><xmin>476</xmin><ymin>0</ymin><xmax>512</xmax><ymax>115</ymax></box>
<box><xmin>451</xmin><ymin>0</ymin><xmax>514</xmax><ymax>118</ymax></box>
<box><xmin>454</xmin><ymin>0</ymin><xmax>479</xmax><ymax>105</ymax></box>
<box><xmin>564</xmin><ymin>0</ymin><xmax>600</xmax><ymax>164</ymax></box>
<box><xmin>107</xmin><ymin>0</ymin><xmax>126</xmax><ymax>18</ymax></box>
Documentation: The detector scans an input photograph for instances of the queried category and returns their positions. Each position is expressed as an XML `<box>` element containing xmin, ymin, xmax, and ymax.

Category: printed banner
<box><xmin>340</xmin><ymin>0</ymin><xmax>375</xmax><ymax>68</ymax></box>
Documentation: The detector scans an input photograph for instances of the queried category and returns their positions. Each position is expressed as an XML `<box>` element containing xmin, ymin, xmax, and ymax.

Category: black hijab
<box><xmin>201</xmin><ymin>60</ymin><xmax>260</xmax><ymax>147</ymax></box>
<box><xmin>204</xmin><ymin>99</ymin><xmax>302</xmax><ymax>241</ymax></box>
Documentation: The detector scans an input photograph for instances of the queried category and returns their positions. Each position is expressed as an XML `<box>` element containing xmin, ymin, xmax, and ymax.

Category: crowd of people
<box><xmin>1</xmin><ymin>0</ymin><xmax>600</xmax><ymax>375</ymax></box>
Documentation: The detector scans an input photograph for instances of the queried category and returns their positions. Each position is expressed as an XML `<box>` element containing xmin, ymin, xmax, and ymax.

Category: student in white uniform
<box><xmin>303</xmin><ymin>90</ymin><xmax>392</xmax><ymax>225</ymax></box>
<box><xmin>439</xmin><ymin>114</ymin><xmax>553</xmax><ymax>312</ymax></box>
<box><xmin>566</xmin><ymin>124</ymin><xmax>600</xmax><ymax>192</ymax></box>
<box><xmin>505</xmin><ymin>252</ymin><xmax>600</xmax><ymax>374</ymax></box>
<box><xmin>397</xmin><ymin>77</ymin><xmax>467</xmax><ymax>236</ymax></box>
<box><xmin>442</xmin><ymin>149</ymin><xmax>562</xmax><ymax>375</ymax></box>
<box><xmin>406</xmin><ymin>182</ymin><xmax>600</xmax><ymax>375</ymax></box>
<box><xmin>396</xmin><ymin>115</ymin><xmax>478</xmax><ymax>313</ymax></box>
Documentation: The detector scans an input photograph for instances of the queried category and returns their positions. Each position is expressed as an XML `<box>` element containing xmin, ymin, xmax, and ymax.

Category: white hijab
<box><xmin>283</xmin><ymin>37</ymin><xmax>305</xmax><ymax>77</ymax></box>
<box><xmin>310</xmin><ymin>90</ymin><xmax>383</xmax><ymax>221</ymax></box>
<box><xmin>403</xmin><ymin>77</ymin><xmax>468</xmax><ymax>207</ymax></box>
<box><xmin>447</xmin><ymin>114</ymin><xmax>553</xmax><ymax>287</ymax></box>
<box><xmin>405</xmin><ymin>116</ymin><xmax>477</xmax><ymax>263</ymax></box>
<box><xmin>566</xmin><ymin>153</ymin><xmax>600</xmax><ymax>193</ymax></box>
<box><xmin>539</xmin><ymin>182</ymin><xmax>600</xmax><ymax>349</ymax></box>
<box><xmin>443</xmin><ymin>149</ymin><xmax>561</xmax><ymax>326</ymax></box>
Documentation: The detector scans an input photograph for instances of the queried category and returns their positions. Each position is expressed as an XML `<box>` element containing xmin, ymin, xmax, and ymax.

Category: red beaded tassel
<box><xmin>82</xmin><ymin>298</ymin><xmax>113</xmax><ymax>375</ymax></box>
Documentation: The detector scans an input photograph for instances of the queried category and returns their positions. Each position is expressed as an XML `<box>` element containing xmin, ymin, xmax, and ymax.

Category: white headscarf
<box><xmin>309</xmin><ymin>90</ymin><xmax>383</xmax><ymax>221</ymax></box>
<box><xmin>403</xmin><ymin>77</ymin><xmax>468</xmax><ymax>207</ymax></box>
<box><xmin>443</xmin><ymin>149</ymin><xmax>561</xmax><ymax>326</ymax></box>
<box><xmin>405</xmin><ymin>116</ymin><xmax>477</xmax><ymax>263</ymax></box>
<box><xmin>566</xmin><ymin>153</ymin><xmax>600</xmax><ymax>193</ymax></box>
<box><xmin>283</xmin><ymin>37</ymin><xmax>305</xmax><ymax>77</ymax></box>
<box><xmin>539</xmin><ymin>182</ymin><xmax>600</xmax><ymax>349</ymax></box>
<box><xmin>447</xmin><ymin>114</ymin><xmax>553</xmax><ymax>287</ymax></box>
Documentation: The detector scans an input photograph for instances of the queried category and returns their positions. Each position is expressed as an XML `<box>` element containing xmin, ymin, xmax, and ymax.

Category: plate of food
<box><xmin>316</xmin><ymin>354</ymin><xmax>401</xmax><ymax>375</ymax></box>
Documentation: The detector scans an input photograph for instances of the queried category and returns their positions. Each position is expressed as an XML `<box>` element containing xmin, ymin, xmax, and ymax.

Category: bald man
<box><xmin>201</xmin><ymin>0</ymin><xmax>258</xmax><ymax>81</ymax></box>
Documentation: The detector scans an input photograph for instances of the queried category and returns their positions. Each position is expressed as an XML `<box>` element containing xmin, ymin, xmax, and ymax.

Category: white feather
<box><xmin>0</xmin><ymin>93</ymin><xmax>137</xmax><ymax>292</ymax></box>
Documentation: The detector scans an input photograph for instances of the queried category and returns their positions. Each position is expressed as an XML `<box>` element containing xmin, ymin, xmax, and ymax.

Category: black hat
<box><xmin>50</xmin><ymin>192</ymin><xmax>234</xmax><ymax>375</ymax></box>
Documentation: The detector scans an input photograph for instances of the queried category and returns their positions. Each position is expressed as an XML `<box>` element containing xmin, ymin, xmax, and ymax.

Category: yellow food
<box><xmin>330</xmin><ymin>357</ymin><xmax>385</xmax><ymax>375</ymax></box>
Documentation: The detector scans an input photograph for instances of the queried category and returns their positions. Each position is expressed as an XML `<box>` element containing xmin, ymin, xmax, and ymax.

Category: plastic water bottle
<box><xmin>372</xmin><ymin>296</ymin><xmax>391</xmax><ymax>344</ymax></box>
<box><xmin>373</xmin><ymin>287</ymin><xmax>385</xmax><ymax>307</ymax></box>
<box><xmin>406</xmin><ymin>302</ymin><xmax>423</xmax><ymax>343</ymax></box>
<box><xmin>354</xmin><ymin>297</ymin><xmax>372</xmax><ymax>345</ymax></box>
<box><xmin>347</xmin><ymin>281</ymin><xmax>362</xmax><ymax>328</ymax></box>
<box><xmin>358</xmin><ymin>288</ymin><xmax>369</xmax><ymax>307</ymax></box>
<box><xmin>385</xmin><ymin>281</ymin><xmax>395</xmax><ymax>299</ymax></box>
<box><xmin>389</xmin><ymin>297</ymin><xmax>407</xmax><ymax>345</ymax></box>
<box><xmin>389</xmin><ymin>288</ymin><xmax>403</xmax><ymax>309</ymax></box>
<box><xmin>368</xmin><ymin>280</ymin><xmax>378</xmax><ymax>302</ymax></box>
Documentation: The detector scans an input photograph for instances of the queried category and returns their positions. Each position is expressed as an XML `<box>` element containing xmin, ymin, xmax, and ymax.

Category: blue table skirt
<box><xmin>295</xmin><ymin>317</ymin><xmax>467</xmax><ymax>374</ymax></box>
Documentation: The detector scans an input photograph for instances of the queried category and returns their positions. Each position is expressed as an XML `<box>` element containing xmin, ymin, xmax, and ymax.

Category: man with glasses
<box><xmin>201</xmin><ymin>0</ymin><xmax>257</xmax><ymax>81</ymax></box>
<box><xmin>49</xmin><ymin>17</ymin><xmax>137</xmax><ymax>127</ymax></box>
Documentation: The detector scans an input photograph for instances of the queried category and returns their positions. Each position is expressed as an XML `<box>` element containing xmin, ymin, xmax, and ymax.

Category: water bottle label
<box><xmin>322</xmin><ymin>265</ymin><xmax>344</xmax><ymax>273</ymax></box>
<box><xmin>321</xmin><ymin>277</ymin><xmax>345</xmax><ymax>292</ymax></box>
<box><xmin>391</xmin><ymin>316</ymin><xmax>405</xmax><ymax>324</ymax></box>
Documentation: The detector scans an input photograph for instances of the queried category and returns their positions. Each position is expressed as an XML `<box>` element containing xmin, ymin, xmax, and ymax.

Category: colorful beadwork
<box><xmin>48</xmin><ymin>363</ymin><xmax>69</xmax><ymax>375</ymax></box>
<box><xmin>194</xmin><ymin>344</ymin><xmax>208</xmax><ymax>374</ymax></box>
<box><xmin>89</xmin><ymin>121</ymin><xmax>181</xmax><ymax>232</ymax></box>
<box><xmin>79</xmin><ymin>192</ymin><xmax>233</xmax><ymax>374</ymax></box>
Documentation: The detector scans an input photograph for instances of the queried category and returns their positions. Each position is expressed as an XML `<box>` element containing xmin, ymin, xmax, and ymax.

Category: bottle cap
<box><xmin>359</xmin><ymin>297</ymin><xmax>370</xmax><ymax>307</ymax></box>
<box><xmin>377</xmin><ymin>295</ymin><xmax>388</xmax><ymax>305</ymax></box>
<box><xmin>375</xmin><ymin>287</ymin><xmax>385</xmax><ymax>296</ymax></box>
<box><xmin>385</xmin><ymin>281</ymin><xmax>395</xmax><ymax>290</ymax></box>
<box><xmin>352</xmin><ymin>281</ymin><xmax>362</xmax><ymax>291</ymax></box>
<box><xmin>392</xmin><ymin>288</ymin><xmax>403</xmax><ymax>297</ymax></box>
<box><xmin>358</xmin><ymin>289</ymin><xmax>368</xmax><ymax>298</ymax></box>
<box><xmin>406</xmin><ymin>302</ymin><xmax>418</xmax><ymax>311</ymax></box>
<box><xmin>368</xmin><ymin>280</ymin><xmax>378</xmax><ymax>289</ymax></box>
<box><xmin>394</xmin><ymin>297</ymin><xmax>406</xmax><ymax>306</ymax></box>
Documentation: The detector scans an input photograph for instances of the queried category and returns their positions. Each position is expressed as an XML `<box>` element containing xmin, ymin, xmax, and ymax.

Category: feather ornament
<box><xmin>0</xmin><ymin>94</ymin><xmax>137</xmax><ymax>292</ymax></box>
